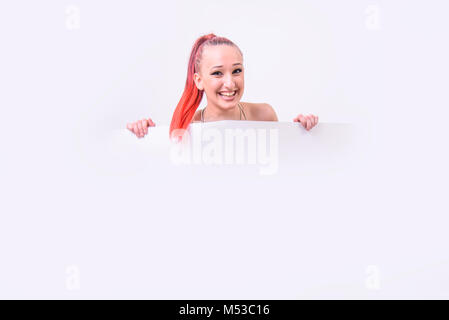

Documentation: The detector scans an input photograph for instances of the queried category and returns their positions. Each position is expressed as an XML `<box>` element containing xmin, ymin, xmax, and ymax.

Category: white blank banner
<box><xmin>1</xmin><ymin>120</ymin><xmax>448</xmax><ymax>299</ymax></box>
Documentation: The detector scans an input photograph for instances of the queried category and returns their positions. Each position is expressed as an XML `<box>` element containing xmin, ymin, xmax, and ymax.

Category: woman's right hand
<box><xmin>126</xmin><ymin>118</ymin><xmax>156</xmax><ymax>138</ymax></box>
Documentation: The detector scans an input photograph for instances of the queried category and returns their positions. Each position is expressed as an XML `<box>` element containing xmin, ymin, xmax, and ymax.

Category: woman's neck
<box><xmin>203</xmin><ymin>102</ymin><xmax>240</xmax><ymax>121</ymax></box>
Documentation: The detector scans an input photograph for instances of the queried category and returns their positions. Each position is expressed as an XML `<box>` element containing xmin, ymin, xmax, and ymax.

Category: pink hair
<box><xmin>169</xmin><ymin>33</ymin><xmax>242</xmax><ymax>139</ymax></box>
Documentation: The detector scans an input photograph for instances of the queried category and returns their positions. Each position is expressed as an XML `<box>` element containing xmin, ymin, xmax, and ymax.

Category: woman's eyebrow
<box><xmin>210</xmin><ymin>63</ymin><xmax>243</xmax><ymax>70</ymax></box>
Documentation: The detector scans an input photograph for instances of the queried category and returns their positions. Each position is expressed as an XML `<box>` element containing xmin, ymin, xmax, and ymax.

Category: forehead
<box><xmin>200</xmin><ymin>45</ymin><xmax>243</xmax><ymax>70</ymax></box>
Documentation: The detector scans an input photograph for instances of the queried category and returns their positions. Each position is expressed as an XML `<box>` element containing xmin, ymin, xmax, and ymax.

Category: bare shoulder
<box><xmin>241</xmin><ymin>102</ymin><xmax>278</xmax><ymax>121</ymax></box>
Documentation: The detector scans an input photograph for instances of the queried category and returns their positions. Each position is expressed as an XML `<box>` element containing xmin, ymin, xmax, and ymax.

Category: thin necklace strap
<box><xmin>238</xmin><ymin>103</ymin><xmax>247</xmax><ymax>120</ymax></box>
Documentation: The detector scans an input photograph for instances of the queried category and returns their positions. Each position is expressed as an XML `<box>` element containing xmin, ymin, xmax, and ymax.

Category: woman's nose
<box><xmin>223</xmin><ymin>74</ymin><xmax>235</xmax><ymax>88</ymax></box>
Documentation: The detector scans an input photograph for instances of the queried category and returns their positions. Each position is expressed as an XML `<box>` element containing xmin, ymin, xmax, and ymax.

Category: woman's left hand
<box><xmin>293</xmin><ymin>114</ymin><xmax>318</xmax><ymax>131</ymax></box>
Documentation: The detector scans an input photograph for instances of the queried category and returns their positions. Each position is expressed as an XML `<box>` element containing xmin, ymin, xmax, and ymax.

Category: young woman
<box><xmin>127</xmin><ymin>33</ymin><xmax>318</xmax><ymax>139</ymax></box>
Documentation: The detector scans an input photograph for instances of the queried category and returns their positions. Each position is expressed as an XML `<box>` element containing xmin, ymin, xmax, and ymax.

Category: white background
<box><xmin>0</xmin><ymin>0</ymin><xmax>448</xmax><ymax>299</ymax></box>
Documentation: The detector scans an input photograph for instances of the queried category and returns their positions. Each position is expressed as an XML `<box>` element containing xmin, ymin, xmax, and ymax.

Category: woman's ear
<box><xmin>193</xmin><ymin>73</ymin><xmax>204</xmax><ymax>91</ymax></box>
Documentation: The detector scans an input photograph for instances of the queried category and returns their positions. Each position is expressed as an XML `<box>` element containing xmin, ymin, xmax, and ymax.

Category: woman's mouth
<box><xmin>218</xmin><ymin>90</ymin><xmax>237</xmax><ymax>101</ymax></box>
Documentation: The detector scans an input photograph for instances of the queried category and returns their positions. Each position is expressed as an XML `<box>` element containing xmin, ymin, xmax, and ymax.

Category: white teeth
<box><xmin>219</xmin><ymin>91</ymin><xmax>236</xmax><ymax>97</ymax></box>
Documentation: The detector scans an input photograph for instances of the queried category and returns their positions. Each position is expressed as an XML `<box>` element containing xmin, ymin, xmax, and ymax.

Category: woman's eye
<box><xmin>211</xmin><ymin>69</ymin><xmax>242</xmax><ymax>76</ymax></box>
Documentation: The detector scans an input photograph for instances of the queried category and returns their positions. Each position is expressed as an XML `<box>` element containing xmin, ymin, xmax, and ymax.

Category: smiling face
<box><xmin>193</xmin><ymin>44</ymin><xmax>244</xmax><ymax>111</ymax></box>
